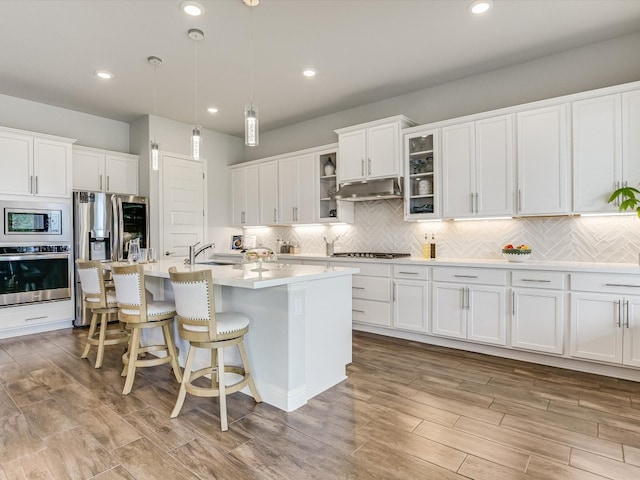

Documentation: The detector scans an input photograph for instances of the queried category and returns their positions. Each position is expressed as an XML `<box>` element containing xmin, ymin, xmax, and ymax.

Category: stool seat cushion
<box><xmin>120</xmin><ymin>301</ymin><xmax>176</xmax><ymax>317</ymax></box>
<box><xmin>183</xmin><ymin>311</ymin><xmax>250</xmax><ymax>335</ymax></box>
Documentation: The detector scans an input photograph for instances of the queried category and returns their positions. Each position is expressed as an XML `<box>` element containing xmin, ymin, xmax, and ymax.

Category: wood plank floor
<box><xmin>1</xmin><ymin>327</ymin><xmax>640</xmax><ymax>479</ymax></box>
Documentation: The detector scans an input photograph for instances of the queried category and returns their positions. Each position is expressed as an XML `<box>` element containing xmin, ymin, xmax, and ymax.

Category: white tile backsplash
<box><xmin>243</xmin><ymin>199</ymin><xmax>640</xmax><ymax>264</ymax></box>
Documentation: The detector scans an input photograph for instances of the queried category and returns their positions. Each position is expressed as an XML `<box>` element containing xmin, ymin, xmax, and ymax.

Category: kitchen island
<box><xmin>138</xmin><ymin>259</ymin><xmax>358</xmax><ymax>412</ymax></box>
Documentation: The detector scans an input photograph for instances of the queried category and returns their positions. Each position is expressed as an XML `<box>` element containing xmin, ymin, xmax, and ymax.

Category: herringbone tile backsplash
<box><xmin>243</xmin><ymin>199</ymin><xmax>640</xmax><ymax>264</ymax></box>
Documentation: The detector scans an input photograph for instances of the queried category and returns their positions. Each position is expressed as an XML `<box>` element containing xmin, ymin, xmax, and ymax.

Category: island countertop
<box><xmin>137</xmin><ymin>258</ymin><xmax>359</xmax><ymax>289</ymax></box>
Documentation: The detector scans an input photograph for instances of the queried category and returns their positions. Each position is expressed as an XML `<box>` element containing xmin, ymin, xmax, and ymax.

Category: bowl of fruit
<box><xmin>502</xmin><ymin>244</ymin><xmax>532</xmax><ymax>262</ymax></box>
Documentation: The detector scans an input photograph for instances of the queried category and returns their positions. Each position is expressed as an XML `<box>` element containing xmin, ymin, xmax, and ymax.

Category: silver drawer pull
<box><xmin>25</xmin><ymin>316</ymin><xmax>48</xmax><ymax>322</ymax></box>
<box><xmin>352</xmin><ymin>286</ymin><xmax>365</xmax><ymax>290</ymax></box>
<box><xmin>605</xmin><ymin>283</ymin><xmax>640</xmax><ymax>288</ymax></box>
<box><xmin>398</xmin><ymin>271</ymin><xmax>419</xmax><ymax>275</ymax></box>
<box><xmin>454</xmin><ymin>275</ymin><xmax>478</xmax><ymax>278</ymax></box>
<box><xmin>521</xmin><ymin>279</ymin><xmax>551</xmax><ymax>283</ymax></box>
<box><xmin>352</xmin><ymin>309</ymin><xmax>365</xmax><ymax>314</ymax></box>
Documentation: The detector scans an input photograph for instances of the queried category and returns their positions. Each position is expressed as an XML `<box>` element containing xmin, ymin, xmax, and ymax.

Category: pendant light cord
<box><xmin>194</xmin><ymin>38</ymin><xmax>198</xmax><ymax>125</ymax></box>
<box><xmin>249</xmin><ymin>6</ymin><xmax>254</xmax><ymax>104</ymax></box>
<box><xmin>153</xmin><ymin>61</ymin><xmax>158</xmax><ymax>142</ymax></box>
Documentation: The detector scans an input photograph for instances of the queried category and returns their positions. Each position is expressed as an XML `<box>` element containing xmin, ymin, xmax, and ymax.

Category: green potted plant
<box><xmin>609</xmin><ymin>185</ymin><xmax>640</xmax><ymax>216</ymax></box>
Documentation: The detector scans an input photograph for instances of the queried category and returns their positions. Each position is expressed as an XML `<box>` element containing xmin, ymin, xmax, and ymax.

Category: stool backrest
<box><xmin>76</xmin><ymin>260</ymin><xmax>108</xmax><ymax>308</ymax></box>
<box><xmin>168</xmin><ymin>267</ymin><xmax>217</xmax><ymax>342</ymax></box>
<box><xmin>112</xmin><ymin>263</ymin><xmax>148</xmax><ymax>323</ymax></box>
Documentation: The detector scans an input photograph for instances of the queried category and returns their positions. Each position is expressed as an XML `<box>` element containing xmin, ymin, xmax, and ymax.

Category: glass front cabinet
<box><xmin>404</xmin><ymin>129</ymin><xmax>439</xmax><ymax>220</ymax></box>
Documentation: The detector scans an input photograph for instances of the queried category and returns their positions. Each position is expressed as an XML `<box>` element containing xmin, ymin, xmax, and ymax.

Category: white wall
<box><xmin>0</xmin><ymin>93</ymin><xmax>130</xmax><ymax>152</ymax></box>
<box><xmin>243</xmin><ymin>31</ymin><xmax>640</xmax><ymax>161</ymax></box>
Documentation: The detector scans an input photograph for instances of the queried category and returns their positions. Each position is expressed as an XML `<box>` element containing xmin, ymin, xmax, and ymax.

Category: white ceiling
<box><xmin>1</xmin><ymin>0</ymin><xmax>639</xmax><ymax>138</ymax></box>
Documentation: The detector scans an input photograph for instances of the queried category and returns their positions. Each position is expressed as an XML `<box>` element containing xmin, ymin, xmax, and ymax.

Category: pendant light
<box><xmin>147</xmin><ymin>56</ymin><xmax>162</xmax><ymax>171</ymax></box>
<box><xmin>188</xmin><ymin>28</ymin><xmax>204</xmax><ymax>160</ymax></box>
<box><xmin>244</xmin><ymin>0</ymin><xmax>259</xmax><ymax>147</ymax></box>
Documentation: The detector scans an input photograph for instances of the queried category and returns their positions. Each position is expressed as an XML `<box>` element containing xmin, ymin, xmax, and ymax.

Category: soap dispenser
<box><xmin>430</xmin><ymin>234</ymin><xmax>437</xmax><ymax>259</ymax></box>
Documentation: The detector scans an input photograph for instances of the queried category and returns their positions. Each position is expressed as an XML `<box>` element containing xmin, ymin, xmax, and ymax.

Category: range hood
<box><xmin>332</xmin><ymin>177</ymin><xmax>403</xmax><ymax>201</ymax></box>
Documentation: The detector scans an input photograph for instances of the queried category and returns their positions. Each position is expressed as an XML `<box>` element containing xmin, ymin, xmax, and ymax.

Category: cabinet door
<box><xmin>258</xmin><ymin>161</ymin><xmax>279</xmax><ymax>224</ymax></box>
<box><xmin>570</xmin><ymin>293</ymin><xmax>622</xmax><ymax>364</ymax></box>
<box><xmin>230</xmin><ymin>169</ymin><xmax>246</xmax><ymax>226</ymax></box>
<box><xmin>367</xmin><ymin>123</ymin><xmax>400</xmax><ymax>179</ymax></box>
<box><xmin>244</xmin><ymin>165</ymin><xmax>259</xmax><ymax>225</ymax></box>
<box><xmin>623</xmin><ymin>295</ymin><xmax>640</xmax><ymax>368</ymax></box>
<box><xmin>442</xmin><ymin>122</ymin><xmax>475</xmax><ymax>218</ymax></box>
<box><xmin>432</xmin><ymin>282</ymin><xmax>466</xmax><ymax>339</ymax></box>
<box><xmin>512</xmin><ymin>288</ymin><xmax>564</xmax><ymax>354</ymax></box>
<box><xmin>517</xmin><ymin>105</ymin><xmax>569</xmax><ymax>215</ymax></box>
<box><xmin>296</xmin><ymin>153</ymin><xmax>316</xmax><ymax>223</ymax></box>
<box><xmin>622</xmin><ymin>90</ymin><xmax>640</xmax><ymax>189</ymax></box>
<box><xmin>33</xmin><ymin>138</ymin><xmax>71</xmax><ymax>197</ymax></box>
<box><xmin>0</xmin><ymin>131</ymin><xmax>32</xmax><ymax>195</ymax></box>
<box><xmin>72</xmin><ymin>149</ymin><xmax>103</xmax><ymax>191</ymax></box>
<box><xmin>393</xmin><ymin>280</ymin><xmax>429</xmax><ymax>333</ymax></box>
<box><xmin>105</xmin><ymin>154</ymin><xmax>138</xmax><ymax>195</ymax></box>
<box><xmin>278</xmin><ymin>157</ymin><xmax>298</xmax><ymax>223</ymax></box>
<box><xmin>476</xmin><ymin>115</ymin><xmax>514</xmax><ymax>216</ymax></box>
<box><xmin>572</xmin><ymin>95</ymin><xmax>621</xmax><ymax>213</ymax></box>
<box><xmin>338</xmin><ymin>130</ymin><xmax>366</xmax><ymax>183</ymax></box>
<box><xmin>467</xmin><ymin>286</ymin><xmax>506</xmax><ymax>346</ymax></box>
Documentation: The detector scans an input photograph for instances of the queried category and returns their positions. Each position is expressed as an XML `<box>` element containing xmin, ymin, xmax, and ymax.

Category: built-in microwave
<box><xmin>1</xmin><ymin>200</ymin><xmax>70</xmax><ymax>243</ymax></box>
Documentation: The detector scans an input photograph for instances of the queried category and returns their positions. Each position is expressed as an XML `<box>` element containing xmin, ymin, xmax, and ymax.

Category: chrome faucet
<box><xmin>186</xmin><ymin>241</ymin><xmax>215</xmax><ymax>265</ymax></box>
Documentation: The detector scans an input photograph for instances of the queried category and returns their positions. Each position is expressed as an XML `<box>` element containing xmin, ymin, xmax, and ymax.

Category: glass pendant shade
<box><xmin>245</xmin><ymin>104</ymin><xmax>259</xmax><ymax>147</ymax></box>
<box><xmin>150</xmin><ymin>141</ymin><xmax>159</xmax><ymax>171</ymax></box>
<box><xmin>191</xmin><ymin>126</ymin><xmax>201</xmax><ymax>160</ymax></box>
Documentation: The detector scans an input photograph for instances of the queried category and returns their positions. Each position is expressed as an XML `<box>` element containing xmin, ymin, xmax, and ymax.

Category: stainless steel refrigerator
<box><xmin>73</xmin><ymin>191</ymin><xmax>149</xmax><ymax>326</ymax></box>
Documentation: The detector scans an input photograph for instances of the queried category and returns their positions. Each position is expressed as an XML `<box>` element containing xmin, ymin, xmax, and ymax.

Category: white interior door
<box><xmin>161</xmin><ymin>153</ymin><xmax>205</xmax><ymax>259</ymax></box>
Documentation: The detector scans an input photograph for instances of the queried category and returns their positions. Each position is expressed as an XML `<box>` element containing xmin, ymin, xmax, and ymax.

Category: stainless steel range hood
<box><xmin>332</xmin><ymin>177</ymin><xmax>403</xmax><ymax>201</ymax></box>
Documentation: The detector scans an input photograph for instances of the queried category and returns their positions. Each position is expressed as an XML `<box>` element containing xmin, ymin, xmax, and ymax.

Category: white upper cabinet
<box><xmin>442</xmin><ymin>115</ymin><xmax>513</xmax><ymax>218</ymax></box>
<box><xmin>0</xmin><ymin>127</ymin><xmax>73</xmax><ymax>198</ymax></box>
<box><xmin>258</xmin><ymin>161</ymin><xmax>279</xmax><ymax>225</ymax></box>
<box><xmin>335</xmin><ymin>116</ymin><xmax>414</xmax><ymax>183</ymax></box>
<box><xmin>573</xmin><ymin>90</ymin><xmax>640</xmax><ymax>213</ymax></box>
<box><xmin>230</xmin><ymin>165</ymin><xmax>259</xmax><ymax>226</ymax></box>
<box><xmin>278</xmin><ymin>153</ymin><xmax>316</xmax><ymax>224</ymax></box>
<box><xmin>72</xmin><ymin>146</ymin><xmax>138</xmax><ymax>195</ymax></box>
<box><xmin>516</xmin><ymin>104</ymin><xmax>570</xmax><ymax>216</ymax></box>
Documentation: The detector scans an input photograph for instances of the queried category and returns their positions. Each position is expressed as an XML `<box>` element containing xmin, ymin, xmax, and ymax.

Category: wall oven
<box><xmin>0</xmin><ymin>245</ymin><xmax>72</xmax><ymax>307</ymax></box>
<box><xmin>1</xmin><ymin>200</ymin><xmax>72</xmax><ymax>307</ymax></box>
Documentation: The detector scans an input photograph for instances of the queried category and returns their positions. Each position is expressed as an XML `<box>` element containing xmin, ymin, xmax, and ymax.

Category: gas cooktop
<box><xmin>331</xmin><ymin>252</ymin><xmax>411</xmax><ymax>259</ymax></box>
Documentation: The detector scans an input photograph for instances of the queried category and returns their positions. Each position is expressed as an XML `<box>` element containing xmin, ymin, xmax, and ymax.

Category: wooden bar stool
<box><xmin>112</xmin><ymin>263</ymin><xmax>182</xmax><ymax>395</ymax></box>
<box><xmin>76</xmin><ymin>260</ymin><xmax>129</xmax><ymax>369</ymax></box>
<box><xmin>168</xmin><ymin>266</ymin><xmax>261</xmax><ymax>431</ymax></box>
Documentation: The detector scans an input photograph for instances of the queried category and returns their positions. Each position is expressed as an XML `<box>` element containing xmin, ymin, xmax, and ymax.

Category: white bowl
<box><xmin>503</xmin><ymin>251</ymin><xmax>531</xmax><ymax>262</ymax></box>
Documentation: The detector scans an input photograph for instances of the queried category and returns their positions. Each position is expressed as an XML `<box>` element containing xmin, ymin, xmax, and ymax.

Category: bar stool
<box><xmin>77</xmin><ymin>260</ymin><xmax>129</xmax><ymax>368</ymax></box>
<box><xmin>112</xmin><ymin>263</ymin><xmax>182</xmax><ymax>395</ymax></box>
<box><xmin>168</xmin><ymin>266</ymin><xmax>261</xmax><ymax>431</ymax></box>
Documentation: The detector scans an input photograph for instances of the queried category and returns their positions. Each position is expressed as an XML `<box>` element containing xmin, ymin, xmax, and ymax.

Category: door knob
<box><xmin>165</xmin><ymin>251</ymin><xmax>175</xmax><ymax>256</ymax></box>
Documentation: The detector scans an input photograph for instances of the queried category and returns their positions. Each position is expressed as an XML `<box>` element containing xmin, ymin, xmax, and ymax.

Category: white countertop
<box><xmin>139</xmin><ymin>258</ymin><xmax>359</xmax><ymax>289</ymax></box>
<box><xmin>212</xmin><ymin>252</ymin><xmax>640</xmax><ymax>275</ymax></box>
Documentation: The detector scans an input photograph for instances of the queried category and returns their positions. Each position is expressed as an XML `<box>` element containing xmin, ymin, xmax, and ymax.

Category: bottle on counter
<box><xmin>276</xmin><ymin>238</ymin><xmax>283</xmax><ymax>254</ymax></box>
<box><xmin>430</xmin><ymin>234</ymin><xmax>437</xmax><ymax>259</ymax></box>
<box><xmin>422</xmin><ymin>234</ymin><xmax>430</xmax><ymax>259</ymax></box>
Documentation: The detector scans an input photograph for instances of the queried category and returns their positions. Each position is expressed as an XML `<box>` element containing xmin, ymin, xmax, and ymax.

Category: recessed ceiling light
<box><xmin>95</xmin><ymin>70</ymin><xmax>113</xmax><ymax>79</ymax></box>
<box><xmin>181</xmin><ymin>1</ymin><xmax>205</xmax><ymax>16</ymax></box>
<box><xmin>207</xmin><ymin>107</ymin><xmax>219</xmax><ymax>113</ymax></box>
<box><xmin>302</xmin><ymin>68</ymin><xmax>317</xmax><ymax>78</ymax></box>
<box><xmin>468</xmin><ymin>0</ymin><xmax>493</xmax><ymax>14</ymax></box>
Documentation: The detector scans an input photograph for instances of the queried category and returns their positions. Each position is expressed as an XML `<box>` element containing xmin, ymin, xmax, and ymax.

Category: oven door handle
<box><xmin>0</xmin><ymin>252</ymin><xmax>71</xmax><ymax>261</ymax></box>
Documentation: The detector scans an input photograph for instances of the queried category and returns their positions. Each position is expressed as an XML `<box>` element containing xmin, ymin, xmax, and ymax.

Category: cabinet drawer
<box><xmin>512</xmin><ymin>270</ymin><xmax>566</xmax><ymax>290</ymax></box>
<box><xmin>571</xmin><ymin>273</ymin><xmax>640</xmax><ymax>295</ymax></box>
<box><xmin>352</xmin><ymin>299</ymin><xmax>391</xmax><ymax>326</ymax></box>
<box><xmin>393</xmin><ymin>265</ymin><xmax>429</xmax><ymax>280</ymax></box>
<box><xmin>338</xmin><ymin>261</ymin><xmax>390</xmax><ymax>277</ymax></box>
<box><xmin>352</xmin><ymin>276</ymin><xmax>391</xmax><ymax>301</ymax></box>
<box><xmin>0</xmin><ymin>300</ymin><xmax>73</xmax><ymax>330</ymax></box>
<box><xmin>432</xmin><ymin>267</ymin><xmax>506</xmax><ymax>286</ymax></box>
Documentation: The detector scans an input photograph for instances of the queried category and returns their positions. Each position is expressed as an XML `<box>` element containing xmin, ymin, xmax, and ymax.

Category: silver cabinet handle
<box><xmin>99</xmin><ymin>174</ymin><xmax>103</xmax><ymax>191</ymax></box>
<box><xmin>454</xmin><ymin>275</ymin><xmax>478</xmax><ymax>279</ymax></box>
<box><xmin>106</xmin><ymin>176</ymin><xmax>110</xmax><ymax>191</ymax></box>
<box><xmin>397</xmin><ymin>271</ymin><xmax>419</xmax><ymax>275</ymax></box>
<box><xmin>617</xmin><ymin>299</ymin><xmax>622</xmax><ymax>327</ymax></box>
<box><xmin>461</xmin><ymin>287</ymin><xmax>466</xmax><ymax>310</ymax></box>
<box><xmin>352</xmin><ymin>309</ymin><xmax>365</xmax><ymax>314</ymax></box>
<box><xmin>521</xmin><ymin>279</ymin><xmax>551</xmax><ymax>283</ymax></box>
<box><xmin>625</xmin><ymin>300</ymin><xmax>630</xmax><ymax>328</ymax></box>
<box><xmin>35</xmin><ymin>176</ymin><xmax>38</xmax><ymax>194</ymax></box>
<box><xmin>352</xmin><ymin>286</ymin><xmax>365</xmax><ymax>290</ymax></box>
<box><xmin>26</xmin><ymin>315</ymin><xmax>48</xmax><ymax>322</ymax></box>
<box><xmin>361</xmin><ymin>159</ymin><xmax>365</xmax><ymax>176</ymax></box>
<box><xmin>29</xmin><ymin>175</ymin><xmax>33</xmax><ymax>194</ymax></box>
<box><xmin>466</xmin><ymin>287</ymin><xmax>471</xmax><ymax>311</ymax></box>
<box><xmin>512</xmin><ymin>291</ymin><xmax>516</xmax><ymax>316</ymax></box>
<box><xmin>241</xmin><ymin>211</ymin><xmax>246</xmax><ymax>224</ymax></box>
<box><xmin>273</xmin><ymin>208</ymin><xmax>277</xmax><ymax>223</ymax></box>
<box><xmin>368</xmin><ymin>158</ymin><xmax>372</xmax><ymax>175</ymax></box>
<box><xmin>470</xmin><ymin>193</ymin><xmax>474</xmax><ymax>213</ymax></box>
<box><xmin>517</xmin><ymin>189</ymin><xmax>522</xmax><ymax>212</ymax></box>
<box><xmin>605</xmin><ymin>283</ymin><xmax>640</xmax><ymax>288</ymax></box>
<box><xmin>475</xmin><ymin>192</ymin><xmax>479</xmax><ymax>213</ymax></box>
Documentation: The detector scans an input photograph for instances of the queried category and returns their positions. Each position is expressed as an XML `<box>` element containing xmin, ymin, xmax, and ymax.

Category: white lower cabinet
<box><xmin>432</xmin><ymin>267</ymin><xmax>507</xmax><ymax>346</ymax></box>
<box><xmin>393</xmin><ymin>265</ymin><xmax>429</xmax><ymax>333</ymax></box>
<box><xmin>511</xmin><ymin>270</ymin><xmax>565</xmax><ymax>354</ymax></box>
<box><xmin>570</xmin><ymin>273</ymin><xmax>640</xmax><ymax>367</ymax></box>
